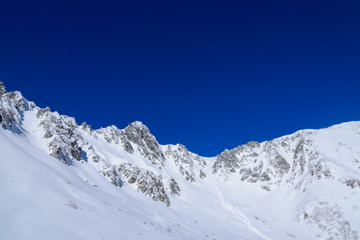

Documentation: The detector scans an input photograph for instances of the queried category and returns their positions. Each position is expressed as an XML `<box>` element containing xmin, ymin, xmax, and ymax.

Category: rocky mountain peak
<box><xmin>123</xmin><ymin>121</ymin><xmax>166</xmax><ymax>168</ymax></box>
<box><xmin>125</xmin><ymin>121</ymin><xmax>150</xmax><ymax>136</ymax></box>
<box><xmin>129</xmin><ymin>120</ymin><xmax>146</xmax><ymax>127</ymax></box>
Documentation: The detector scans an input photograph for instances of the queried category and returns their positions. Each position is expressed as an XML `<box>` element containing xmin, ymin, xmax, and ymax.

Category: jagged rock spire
<box><xmin>0</xmin><ymin>81</ymin><xmax>6</xmax><ymax>97</ymax></box>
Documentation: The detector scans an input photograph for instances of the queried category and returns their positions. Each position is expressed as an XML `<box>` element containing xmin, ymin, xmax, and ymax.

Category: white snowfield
<box><xmin>0</xmin><ymin>82</ymin><xmax>359</xmax><ymax>240</ymax></box>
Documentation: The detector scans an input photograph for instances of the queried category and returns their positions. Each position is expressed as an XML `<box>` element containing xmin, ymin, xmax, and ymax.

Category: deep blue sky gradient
<box><xmin>1</xmin><ymin>0</ymin><xmax>360</xmax><ymax>156</ymax></box>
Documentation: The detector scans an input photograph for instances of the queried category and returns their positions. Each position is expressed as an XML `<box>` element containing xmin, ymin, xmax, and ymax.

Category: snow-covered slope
<box><xmin>0</xmin><ymin>81</ymin><xmax>359</xmax><ymax>240</ymax></box>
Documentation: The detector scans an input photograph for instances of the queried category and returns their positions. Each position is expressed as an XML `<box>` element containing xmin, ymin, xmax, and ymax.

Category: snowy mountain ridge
<box><xmin>0</xmin><ymin>81</ymin><xmax>359</xmax><ymax>240</ymax></box>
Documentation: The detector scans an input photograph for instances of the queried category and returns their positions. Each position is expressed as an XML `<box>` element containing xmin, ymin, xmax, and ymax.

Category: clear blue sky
<box><xmin>1</xmin><ymin>0</ymin><xmax>360</xmax><ymax>156</ymax></box>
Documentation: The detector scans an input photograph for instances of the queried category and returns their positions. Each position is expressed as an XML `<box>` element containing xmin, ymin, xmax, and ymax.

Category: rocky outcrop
<box><xmin>0</xmin><ymin>81</ymin><xmax>6</xmax><ymax>97</ymax></box>
<box><xmin>98</xmin><ymin>163</ymin><xmax>180</xmax><ymax>206</ymax></box>
<box><xmin>119</xmin><ymin>163</ymin><xmax>169</xmax><ymax>205</ymax></box>
<box><xmin>0</xmin><ymin>90</ymin><xmax>35</xmax><ymax>131</ymax></box>
<box><xmin>164</xmin><ymin>144</ymin><xmax>207</xmax><ymax>182</ymax></box>
<box><xmin>37</xmin><ymin>109</ymin><xmax>86</xmax><ymax>165</ymax></box>
<box><xmin>95</xmin><ymin>122</ymin><xmax>166</xmax><ymax>169</ymax></box>
<box><xmin>344</xmin><ymin>178</ymin><xmax>360</xmax><ymax>189</ymax></box>
<box><xmin>212</xmin><ymin>131</ymin><xmax>332</xmax><ymax>191</ymax></box>
<box><xmin>123</xmin><ymin>122</ymin><xmax>166</xmax><ymax>168</ymax></box>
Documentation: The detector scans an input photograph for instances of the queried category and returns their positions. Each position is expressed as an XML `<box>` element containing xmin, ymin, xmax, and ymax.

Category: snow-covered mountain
<box><xmin>0</xmin><ymin>81</ymin><xmax>359</xmax><ymax>240</ymax></box>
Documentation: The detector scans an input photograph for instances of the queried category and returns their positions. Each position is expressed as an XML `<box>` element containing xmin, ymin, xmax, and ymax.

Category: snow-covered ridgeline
<box><xmin>1</xmin><ymin>81</ymin><xmax>359</xmax><ymax>240</ymax></box>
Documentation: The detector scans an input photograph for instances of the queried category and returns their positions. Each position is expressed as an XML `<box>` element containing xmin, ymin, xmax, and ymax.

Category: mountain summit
<box><xmin>0</xmin><ymin>81</ymin><xmax>359</xmax><ymax>240</ymax></box>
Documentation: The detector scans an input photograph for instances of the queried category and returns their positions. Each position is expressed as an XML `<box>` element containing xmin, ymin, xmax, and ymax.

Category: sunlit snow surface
<box><xmin>0</xmin><ymin>89</ymin><xmax>359</xmax><ymax>240</ymax></box>
<box><xmin>0</xmin><ymin>126</ymin><xmax>254</xmax><ymax>240</ymax></box>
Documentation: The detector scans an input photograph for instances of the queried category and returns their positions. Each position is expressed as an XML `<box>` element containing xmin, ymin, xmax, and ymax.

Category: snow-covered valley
<box><xmin>0</xmin><ymin>81</ymin><xmax>359</xmax><ymax>240</ymax></box>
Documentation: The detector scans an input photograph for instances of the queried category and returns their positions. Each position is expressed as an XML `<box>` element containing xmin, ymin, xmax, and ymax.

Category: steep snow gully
<box><xmin>215</xmin><ymin>181</ymin><xmax>273</xmax><ymax>240</ymax></box>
